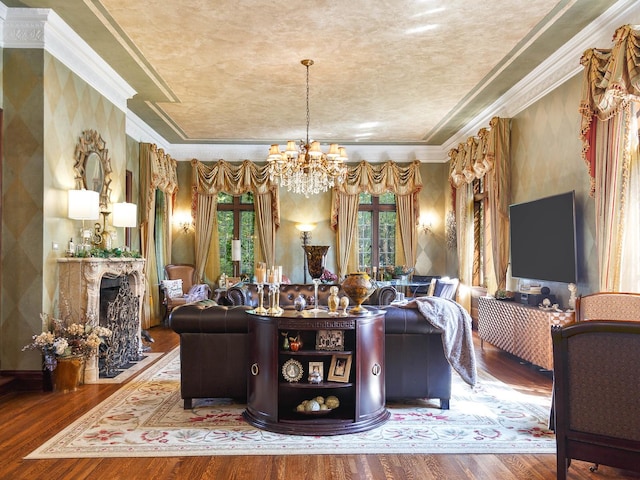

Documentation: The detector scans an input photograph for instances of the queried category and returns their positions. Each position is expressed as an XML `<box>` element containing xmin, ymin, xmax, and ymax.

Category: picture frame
<box><xmin>328</xmin><ymin>354</ymin><xmax>352</xmax><ymax>383</ymax></box>
<box><xmin>315</xmin><ymin>329</ymin><xmax>344</xmax><ymax>351</ymax></box>
<box><xmin>308</xmin><ymin>361</ymin><xmax>324</xmax><ymax>383</ymax></box>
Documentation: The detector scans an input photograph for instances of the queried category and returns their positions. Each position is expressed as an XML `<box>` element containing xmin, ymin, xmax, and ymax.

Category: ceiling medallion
<box><xmin>267</xmin><ymin>59</ymin><xmax>347</xmax><ymax>197</ymax></box>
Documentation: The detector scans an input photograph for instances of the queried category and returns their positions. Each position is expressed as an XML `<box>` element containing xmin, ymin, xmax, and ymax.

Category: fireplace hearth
<box><xmin>57</xmin><ymin>257</ymin><xmax>145</xmax><ymax>383</ymax></box>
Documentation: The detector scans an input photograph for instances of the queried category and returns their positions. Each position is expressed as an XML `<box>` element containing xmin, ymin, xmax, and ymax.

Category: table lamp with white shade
<box><xmin>112</xmin><ymin>202</ymin><xmax>137</xmax><ymax>250</ymax></box>
<box><xmin>68</xmin><ymin>189</ymin><xmax>100</xmax><ymax>253</ymax></box>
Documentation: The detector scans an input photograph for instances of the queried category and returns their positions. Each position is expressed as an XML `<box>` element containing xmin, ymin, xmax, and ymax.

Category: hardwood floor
<box><xmin>1</xmin><ymin>327</ymin><xmax>638</xmax><ymax>480</ymax></box>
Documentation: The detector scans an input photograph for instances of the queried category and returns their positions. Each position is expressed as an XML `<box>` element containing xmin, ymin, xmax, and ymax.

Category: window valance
<box><xmin>579</xmin><ymin>24</ymin><xmax>640</xmax><ymax>196</ymax></box>
<box><xmin>331</xmin><ymin>160</ymin><xmax>422</xmax><ymax>229</ymax></box>
<box><xmin>140</xmin><ymin>143</ymin><xmax>178</xmax><ymax>223</ymax></box>
<box><xmin>191</xmin><ymin>159</ymin><xmax>280</xmax><ymax>225</ymax></box>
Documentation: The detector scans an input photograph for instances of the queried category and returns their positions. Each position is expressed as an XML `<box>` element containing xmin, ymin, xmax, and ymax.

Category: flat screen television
<box><xmin>509</xmin><ymin>191</ymin><xmax>577</xmax><ymax>284</ymax></box>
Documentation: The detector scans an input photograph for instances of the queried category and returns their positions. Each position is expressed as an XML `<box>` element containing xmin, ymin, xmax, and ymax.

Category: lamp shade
<box><xmin>112</xmin><ymin>202</ymin><xmax>137</xmax><ymax>227</ymax></box>
<box><xmin>231</xmin><ymin>239</ymin><xmax>242</xmax><ymax>262</ymax></box>
<box><xmin>295</xmin><ymin>223</ymin><xmax>316</xmax><ymax>232</ymax></box>
<box><xmin>68</xmin><ymin>189</ymin><xmax>100</xmax><ymax>220</ymax></box>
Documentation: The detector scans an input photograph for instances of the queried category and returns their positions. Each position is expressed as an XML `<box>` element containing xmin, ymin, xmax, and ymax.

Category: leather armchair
<box><xmin>161</xmin><ymin>264</ymin><xmax>210</xmax><ymax>323</ymax></box>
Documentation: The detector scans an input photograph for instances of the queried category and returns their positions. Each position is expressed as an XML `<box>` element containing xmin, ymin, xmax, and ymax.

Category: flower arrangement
<box><xmin>390</xmin><ymin>265</ymin><xmax>414</xmax><ymax>276</ymax></box>
<box><xmin>320</xmin><ymin>269</ymin><xmax>339</xmax><ymax>283</ymax></box>
<box><xmin>23</xmin><ymin>313</ymin><xmax>112</xmax><ymax>371</ymax></box>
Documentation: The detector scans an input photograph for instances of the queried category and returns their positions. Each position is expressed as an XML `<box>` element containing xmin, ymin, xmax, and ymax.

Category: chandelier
<box><xmin>267</xmin><ymin>59</ymin><xmax>347</xmax><ymax>197</ymax></box>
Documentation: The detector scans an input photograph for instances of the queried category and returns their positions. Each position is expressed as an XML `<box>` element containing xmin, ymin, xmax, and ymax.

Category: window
<box><xmin>357</xmin><ymin>192</ymin><xmax>396</xmax><ymax>273</ymax></box>
<box><xmin>217</xmin><ymin>192</ymin><xmax>255</xmax><ymax>276</ymax></box>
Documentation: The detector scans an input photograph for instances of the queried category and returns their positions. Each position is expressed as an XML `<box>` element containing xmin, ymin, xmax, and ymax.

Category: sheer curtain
<box><xmin>331</xmin><ymin>161</ymin><xmax>422</xmax><ymax>277</ymax></box>
<box><xmin>191</xmin><ymin>160</ymin><xmax>279</xmax><ymax>284</ymax></box>
<box><xmin>579</xmin><ymin>24</ymin><xmax>640</xmax><ymax>292</ymax></box>
<box><xmin>139</xmin><ymin>143</ymin><xmax>178</xmax><ymax>327</ymax></box>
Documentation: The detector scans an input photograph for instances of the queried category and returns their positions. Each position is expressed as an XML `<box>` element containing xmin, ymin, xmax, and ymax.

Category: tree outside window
<box><xmin>217</xmin><ymin>192</ymin><xmax>255</xmax><ymax>276</ymax></box>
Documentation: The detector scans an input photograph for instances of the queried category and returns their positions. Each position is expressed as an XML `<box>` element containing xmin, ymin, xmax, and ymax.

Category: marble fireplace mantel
<box><xmin>57</xmin><ymin>257</ymin><xmax>145</xmax><ymax>383</ymax></box>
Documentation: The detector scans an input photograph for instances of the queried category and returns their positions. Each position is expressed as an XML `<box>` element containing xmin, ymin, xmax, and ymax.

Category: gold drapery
<box><xmin>331</xmin><ymin>161</ymin><xmax>422</xmax><ymax>278</ymax></box>
<box><xmin>331</xmin><ymin>190</ymin><xmax>361</xmax><ymax>278</ymax></box>
<box><xmin>191</xmin><ymin>160</ymin><xmax>279</xmax><ymax>284</ymax></box>
<box><xmin>449</xmin><ymin>117</ymin><xmax>511</xmax><ymax>305</ymax></box>
<box><xmin>579</xmin><ymin>24</ymin><xmax>640</xmax><ymax>292</ymax></box>
<box><xmin>139</xmin><ymin>143</ymin><xmax>178</xmax><ymax>327</ymax></box>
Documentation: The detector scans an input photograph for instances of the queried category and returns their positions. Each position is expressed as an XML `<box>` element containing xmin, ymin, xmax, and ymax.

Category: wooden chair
<box><xmin>551</xmin><ymin>320</ymin><xmax>640</xmax><ymax>479</ymax></box>
<box><xmin>575</xmin><ymin>292</ymin><xmax>640</xmax><ymax>322</ymax></box>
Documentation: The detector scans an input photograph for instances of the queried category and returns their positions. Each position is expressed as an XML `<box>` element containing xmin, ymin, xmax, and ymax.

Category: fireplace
<box><xmin>57</xmin><ymin>257</ymin><xmax>145</xmax><ymax>383</ymax></box>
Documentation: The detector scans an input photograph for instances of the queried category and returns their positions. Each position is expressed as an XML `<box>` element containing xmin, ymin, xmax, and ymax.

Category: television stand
<box><xmin>477</xmin><ymin>297</ymin><xmax>574</xmax><ymax>370</ymax></box>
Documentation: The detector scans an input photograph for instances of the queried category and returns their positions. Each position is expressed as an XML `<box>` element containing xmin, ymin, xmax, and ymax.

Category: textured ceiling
<box><xmin>5</xmin><ymin>0</ymin><xmax>620</xmax><ymax>146</ymax></box>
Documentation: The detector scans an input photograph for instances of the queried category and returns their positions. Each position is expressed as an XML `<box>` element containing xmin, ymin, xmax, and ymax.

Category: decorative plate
<box><xmin>282</xmin><ymin>359</ymin><xmax>304</xmax><ymax>383</ymax></box>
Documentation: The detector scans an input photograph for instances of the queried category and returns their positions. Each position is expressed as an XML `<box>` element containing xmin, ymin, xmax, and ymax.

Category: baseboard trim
<box><xmin>0</xmin><ymin>370</ymin><xmax>47</xmax><ymax>392</ymax></box>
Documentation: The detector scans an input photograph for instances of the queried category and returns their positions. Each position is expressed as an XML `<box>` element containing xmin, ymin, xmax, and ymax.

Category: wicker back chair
<box><xmin>551</xmin><ymin>321</ymin><xmax>640</xmax><ymax>479</ymax></box>
<box><xmin>575</xmin><ymin>292</ymin><xmax>640</xmax><ymax>322</ymax></box>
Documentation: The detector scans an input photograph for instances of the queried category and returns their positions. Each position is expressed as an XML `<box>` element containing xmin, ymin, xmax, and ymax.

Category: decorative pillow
<box><xmin>162</xmin><ymin>279</ymin><xmax>184</xmax><ymax>298</ymax></box>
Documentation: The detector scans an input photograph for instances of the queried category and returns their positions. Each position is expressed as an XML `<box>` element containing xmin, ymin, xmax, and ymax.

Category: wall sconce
<box><xmin>296</xmin><ymin>223</ymin><xmax>316</xmax><ymax>283</ymax></box>
<box><xmin>68</xmin><ymin>189</ymin><xmax>100</xmax><ymax>252</ymax></box>
<box><xmin>174</xmin><ymin>212</ymin><xmax>194</xmax><ymax>233</ymax></box>
<box><xmin>419</xmin><ymin>215</ymin><xmax>434</xmax><ymax>235</ymax></box>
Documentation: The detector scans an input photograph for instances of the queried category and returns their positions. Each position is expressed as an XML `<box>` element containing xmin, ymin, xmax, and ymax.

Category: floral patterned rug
<box><xmin>26</xmin><ymin>348</ymin><xmax>555</xmax><ymax>458</ymax></box>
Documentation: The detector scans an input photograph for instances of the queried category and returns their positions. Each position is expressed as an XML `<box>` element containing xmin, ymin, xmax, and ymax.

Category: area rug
<box><xmin>26</xmin><ymin>347</ymin><xmax>555</xmax><ymax>458</ymax></box>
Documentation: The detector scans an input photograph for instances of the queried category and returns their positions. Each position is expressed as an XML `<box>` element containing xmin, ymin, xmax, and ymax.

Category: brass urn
<box><xmin>341</xmin><ymin>272</ymin><xmax>377</xmax><ymax>313</ymax></box>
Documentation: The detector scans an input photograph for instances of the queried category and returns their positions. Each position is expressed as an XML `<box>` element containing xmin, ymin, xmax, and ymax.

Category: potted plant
<box><xmin>23</xmin><ymin>313</ymin><xmax>112</xmax><ymax>392</ymax></box>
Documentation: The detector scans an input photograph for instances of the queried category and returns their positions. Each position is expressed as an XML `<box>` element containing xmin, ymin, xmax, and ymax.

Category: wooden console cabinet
<box><xmin>478</xmin><ymin>296</ymin><xmax>574</xmax><ymax>371</ymax></box>
<box><xmin>244</xmin><ymin>309</ymin><xmax>389</xmax><ymax>435</ymax></box>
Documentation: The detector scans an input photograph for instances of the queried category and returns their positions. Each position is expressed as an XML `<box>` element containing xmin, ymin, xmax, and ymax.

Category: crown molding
<box><xmin>3</xmin><ymin>1</ymin><xmax>637</xmax><ymax>163</ymax></box>
<box><xmin>125</xmin><ymin>110</ymin><xmax>170</xmax><ymax>151</ymax></box>
<box><xmin>1</xmin><ymin>6</ymin><xmax>135</xmax><ymax>112</ymax></box>
<box><xmin>443</xmin><ymin>0</ymin><xmax>640</xmax><ymax>153</ymax></box>
<box><xmin>163</xmin><ymin>143</ymin><xmax>446</xmax><ymax>164</ymax></box>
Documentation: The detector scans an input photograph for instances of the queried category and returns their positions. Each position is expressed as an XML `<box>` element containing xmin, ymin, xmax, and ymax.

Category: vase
<box><xmin>303</xmin><ymin>245</ymin><xmax>330</xmax><ymax>279</ymax></box>
<box><xmin>341</xmin><ymin>272</ymin><xmax>377</xmax><ymax>314</ymax></box>
<box><xmin>53</xmin><ymin>356</ymin><xmax>85</xmax><ymax>393</ymax></box>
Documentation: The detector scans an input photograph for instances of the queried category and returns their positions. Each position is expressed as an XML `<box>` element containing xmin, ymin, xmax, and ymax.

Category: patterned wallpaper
<box><xmin>510</xmin><ymin>73</ymin><xmax>597</xmax><ymax>304</ymax></box>
<box><xmin>1</xmin><ymin>49</ymin><xmax>127</xmax><ymax>370</ymax></box>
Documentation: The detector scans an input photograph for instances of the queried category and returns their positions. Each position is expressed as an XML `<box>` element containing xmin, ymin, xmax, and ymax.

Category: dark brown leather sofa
<box><xmin>169</xmin><ymin>302</ymin><xmax>252</xmax><ymax>408</ymax></box>
<box><xmin>225</xmin><ymin>282</ymin><xmax>398</xmax><ymax>309</ymax></box>
<box><xmin>169</xmin><ymin>286</ymin><xmax>452</xmax><ymax>410</ymax></box>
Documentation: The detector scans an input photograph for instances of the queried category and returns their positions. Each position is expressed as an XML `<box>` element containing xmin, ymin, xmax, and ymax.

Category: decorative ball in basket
<box><xmin>341</xmin><ymin>272</ymin><xmax>377</xmax><ymax>313</ymax></box>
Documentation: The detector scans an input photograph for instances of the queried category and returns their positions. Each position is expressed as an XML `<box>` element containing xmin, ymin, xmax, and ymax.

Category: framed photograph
<box><xmin>308</xmin><ymin>361</ymin><xmax>324</xmax><ymax>383</ymax></box>
<box><xmin>328</xmin><ymin>354</ymin><xmax>352</xmax><ymax>383</ymax></box>
<box><xmin>315</xmin><ymin>330</ymin><xmax>344</xmax><ymax>351</ymax></box>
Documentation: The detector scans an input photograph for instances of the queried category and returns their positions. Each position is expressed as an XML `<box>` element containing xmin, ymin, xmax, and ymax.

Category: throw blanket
<box><xmin>401</xmin><ymin>297</ymin><xmax>477</xmax><ymax>386</ymax></box>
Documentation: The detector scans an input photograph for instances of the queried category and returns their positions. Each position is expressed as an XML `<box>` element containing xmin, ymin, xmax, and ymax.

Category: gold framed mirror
<box><xmin>73</xmin><ymin>130</ymin><xmax>112</xmax><ymax>210</ymax></box>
